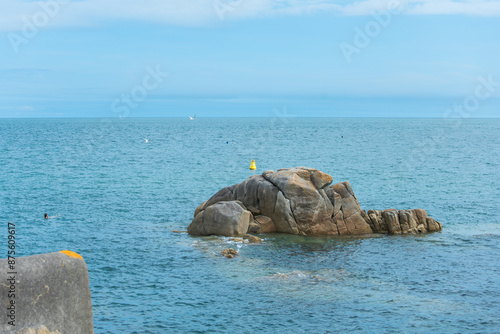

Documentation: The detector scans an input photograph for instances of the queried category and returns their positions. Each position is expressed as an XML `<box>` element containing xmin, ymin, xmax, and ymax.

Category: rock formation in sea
<box><xmin>188</xmin><ymin>167</ymin><xmax>442</xmax><ymax>237</ymax></box>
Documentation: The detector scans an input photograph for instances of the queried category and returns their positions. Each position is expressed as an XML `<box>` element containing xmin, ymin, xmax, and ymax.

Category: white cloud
<box><xmin>407</xmin><ymin>0</ymin><xmax>500</xmax><ymax>16</ymax></box>
<box><xmin>0</xmin><ymin>105</ymin><xmax>35</xmax><ymax>111</ymax></box>
<box><xmin>1</xmin><ymin>0</ymin><xmax>499</xmax><ymax>31</ymax></box>
<box><xmin>19</xmin><ymin>105</ymin><xmax>36</xmax><ymax>111</ymax></box>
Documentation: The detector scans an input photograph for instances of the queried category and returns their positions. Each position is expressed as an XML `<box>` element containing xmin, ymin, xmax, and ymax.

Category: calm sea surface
<box><xmin>1</xmin><ymin>118</ymin><xmax>499</xmax><ymax>333</ymax></box>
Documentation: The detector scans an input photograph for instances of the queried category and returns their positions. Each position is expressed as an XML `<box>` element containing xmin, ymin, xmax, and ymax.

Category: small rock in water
<box><xmin>221</xmin><ymin>248</ymin><xmax>238</xmax><ymax>258</ymax></box>
<box><xmin>229</xmin><ymin>237</ymin><xmax>245</xmax><ymax>242</ymax></box>
<box><xmin>243</xmin><ymin>234</ymin><xmax>262</xmax><ymax>243</ymax></box>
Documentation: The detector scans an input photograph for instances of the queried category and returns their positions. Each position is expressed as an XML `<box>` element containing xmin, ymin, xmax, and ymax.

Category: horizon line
<box><xmin>2</xmin><ymin>116</ymin><xmax>499</xmax><ymax>120</ymax></box>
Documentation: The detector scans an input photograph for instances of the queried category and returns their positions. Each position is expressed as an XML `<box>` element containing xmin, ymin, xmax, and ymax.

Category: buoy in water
<box><xmin>249</xmin><ymin>159</ymin><xmax>257</xmax><ymax>170</ymax></box>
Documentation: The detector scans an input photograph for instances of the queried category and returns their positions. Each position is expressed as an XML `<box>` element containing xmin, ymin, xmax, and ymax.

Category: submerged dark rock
<box><xmin>188</xmin><ymin>167</ymin><xmax>442</xmax><ymax>237</ymax></box>
<box><xmin>221</xmin><ymin>248</ymin><xmax>239</xmax><ymax>258</ymax></box>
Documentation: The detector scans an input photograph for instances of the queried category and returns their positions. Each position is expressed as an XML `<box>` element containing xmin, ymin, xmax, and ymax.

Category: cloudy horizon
<box><xmin>1</xmin><ymin>0</ymin><xmax>499</xmax><ymax>118</ymax></box>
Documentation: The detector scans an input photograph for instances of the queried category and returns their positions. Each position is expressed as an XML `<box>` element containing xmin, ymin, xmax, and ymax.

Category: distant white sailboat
<box><xmin>144</xmin><ymin>138</ymin><xmax>149</xmax><ymax>143</ymax></box>
<box><xmin>189</xmin><ymin>114</ymin><xmax>196</xmax><ymax>120</ymax></box>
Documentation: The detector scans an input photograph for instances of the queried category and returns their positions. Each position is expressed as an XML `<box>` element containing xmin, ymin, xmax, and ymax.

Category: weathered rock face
<box><xmin>367</xmin><ymin>208</ymin><xmax>443</xmax><ymax>235</ymax></box>
<box><xmin>251</xmin><ymin>215</ymin><xmax>276</xmax><ymax>233</ymax></box>
<box><xmin>188</xmin><ymin>200</ymin><xmax>253</xmax><ymax>237</ymax></box>
<box><xmin>325</xmin><ymin>181</ymin><xmax>373</xmax><ymax>235</ymax></box>
<box><xmin>188</xmin><ymin>167</ymin><xmax>443</xmax><ymax>237</ymax></box>
<box><xmin>15</xmin><ymin>326</ymin><xmax>61</xmax><ymax>334</ymax></box>
<box><xmin>0</xmin><ymin>251</ymin><xmax>94</xmax><ymax>334</ymax></box>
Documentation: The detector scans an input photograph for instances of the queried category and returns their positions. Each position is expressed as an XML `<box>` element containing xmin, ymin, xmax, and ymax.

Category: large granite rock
<box><xmin>188</xmin><ymin>200</ymin><xmax>253</xmax><ymax>237</ymax></box>
<box><xmin>188</xmin><ymin>167</ymin><xmax>443</xmax><ymax>237</ymax></box>
<box><xmin>0</xmin><ymin>251</ymin><xmax>94</xmax><ymax>334</ymax></box>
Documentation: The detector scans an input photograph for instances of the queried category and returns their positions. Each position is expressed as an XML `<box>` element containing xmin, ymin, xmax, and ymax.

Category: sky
<box><xmin>0</xmin><ymin>0</ymin><xmax>499</xmax><ymax>118</ymax></box>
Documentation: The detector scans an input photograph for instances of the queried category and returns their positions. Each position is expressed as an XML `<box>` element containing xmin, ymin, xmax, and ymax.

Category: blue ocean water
<box><xmin>1</xmin><ymin>118</ymin><xmax>499</xmax><ymax>333</ymax></box>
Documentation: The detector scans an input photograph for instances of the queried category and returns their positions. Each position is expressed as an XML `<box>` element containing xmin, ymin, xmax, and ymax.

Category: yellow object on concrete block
<box><xmin>250</xmin><ymin>159</ymin><xmax>257</xmax><ymax>170</ymax></box>
<box><xmin>59</xmin><ymin>250</ymin><xmax>83</xmax><ymax>260</ymax></box>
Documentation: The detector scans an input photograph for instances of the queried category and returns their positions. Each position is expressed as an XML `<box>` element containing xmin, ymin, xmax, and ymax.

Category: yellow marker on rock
<box><xmin>250</xmin><ymin>159</ymin><xmax>257</xmax><ymax>170</ymax></box>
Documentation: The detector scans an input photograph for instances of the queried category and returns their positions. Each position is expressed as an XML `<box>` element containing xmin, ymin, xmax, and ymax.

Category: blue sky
<box><xmin>1</xmin><ymin>0</ymin><xmax>499</xmax><ymax>117</ymax></box>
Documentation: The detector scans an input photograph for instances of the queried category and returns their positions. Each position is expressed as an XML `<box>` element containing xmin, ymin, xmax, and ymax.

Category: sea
<box><xmin>1</xmin><ymin>118</ymin><xmax>499</xmax><ymax>333</ymax></box>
